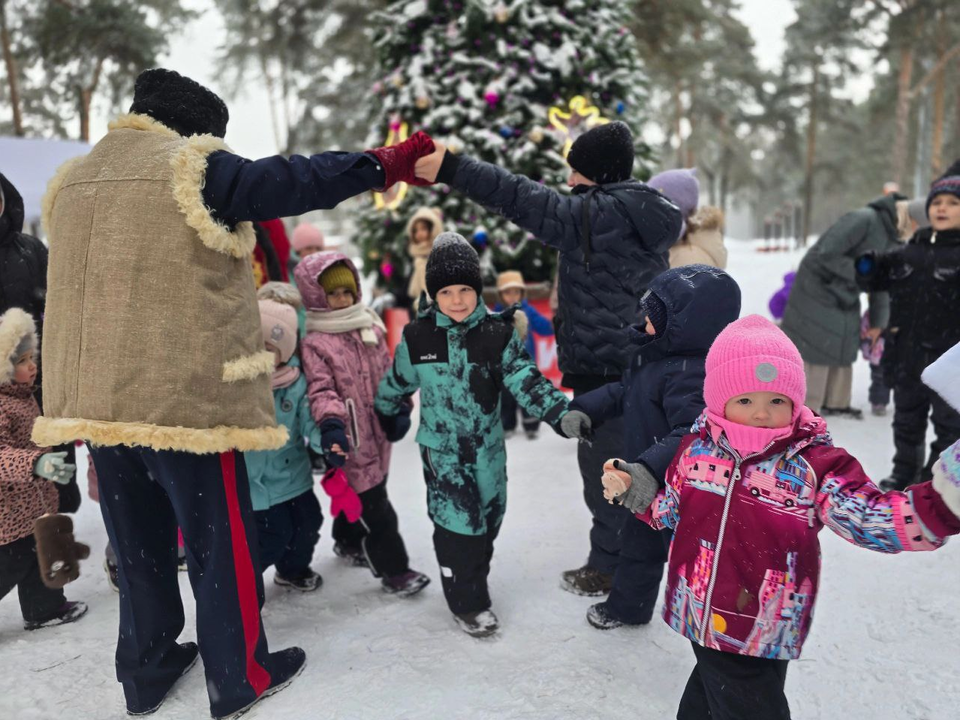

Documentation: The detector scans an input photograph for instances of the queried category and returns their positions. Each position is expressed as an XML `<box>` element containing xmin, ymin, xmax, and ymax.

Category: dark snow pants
<box><xmin>432</xmin><ymin>519</ymin><xmax>501</xmax><ymax>615</ymax></box>
<box><xmin>868</xmin><ymin>362</ymin><xmax>891</xmax><ymax>408</ymax></box>
<box><xmin>331</xmin><ymin>480</ymin><xmax>411</xmax><ymax>578</ymax></box>
<box><xmin>573</xmin><ymin>387</ymin><xmax>628</xmax><ymax>574</ymax></box>
<box><xmin>890</xmin><ymin>372</ymin><xmax>960</xmax><ymax>489</ymax></box>
<box><xmin>500</xmin><ymin>388</ymin><xmax>539</xmax><ymax>433</ymax></box>
<box><xmin>0</xmin><ymin>534</ymin><xmax>65</xmax><ymax>622</ymax></box>
<box><xmin>255</xmin><ymin>490</ymin><xmax>323</xmax><ymax>580</ymax></box>
<box><xmin>604</xmin><ymin>515</ymin><xmax>671</xmax><ymax>624</ymax></box>
<box><xmin>89</xmin><ymin>446</ymin><xmax>275</xmax><ymax>718</ymax></box>
<box><xmin>677</xmin><ymin>642</ymin><xmax>791</xmax><ymax>720</ymax></box>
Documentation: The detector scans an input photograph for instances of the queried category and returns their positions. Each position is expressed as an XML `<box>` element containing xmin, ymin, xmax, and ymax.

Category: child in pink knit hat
<box><xmin>601</xmin><ymin>314</ymin><xmax>960</xmax><ymax>719</ymax></box>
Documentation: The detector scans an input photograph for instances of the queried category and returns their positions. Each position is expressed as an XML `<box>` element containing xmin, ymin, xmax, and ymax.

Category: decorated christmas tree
<box><xmin>356</xmin><ymin>0</ymin><xmax>652</xmax><ymax>302</ymax></box>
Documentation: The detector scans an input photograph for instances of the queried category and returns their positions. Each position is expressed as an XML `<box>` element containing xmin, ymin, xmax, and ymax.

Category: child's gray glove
<box><xmin>35</xmin><ymin>452</ymin><xmax>77</xmax><ymax>485</ymax></box>
<box><xmin>560</xmin><ymin>410</ymin><xmax>593</xmax><ymax>442</ymax></box>
<box><xmin>601</xmin><ymin>459</ymin><xmax>659</xmax><ymax>514</ymax></box>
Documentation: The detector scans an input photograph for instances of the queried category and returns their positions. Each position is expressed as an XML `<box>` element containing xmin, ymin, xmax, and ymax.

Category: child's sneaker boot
<box><xmin>274</xmin><ymin>569</ymin><xmax>323</xmax><ymax>592</ymax></box>
<box><xmin>24</xmin><ymin>600</ymin><xmax>88</xmax><ymax>630</ymax></box>
<box><xmin>382</xmin><ymin>570</ymin><xmax>431</xmax><ymax>597</ymax></box>
<box><xmin>454</xmin><ymin>609</ymin><xmax>499</xmax><ymax>638</ymax></box>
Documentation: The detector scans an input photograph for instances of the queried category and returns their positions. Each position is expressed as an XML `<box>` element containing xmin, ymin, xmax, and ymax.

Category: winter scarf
<box><xmin>407</xmin><ymin>239</ymin><xmax>433</xmax><ymax>302</ymax></box>
<box><xmin>707</xmin><ymin>409</ymin><xmax>798</xmax><ymax>458</ymax></box>
<box><xmin>306</xmin><ymin>303</ymin><xmax>386</xmax><ymax>346</ymax></box>
<box><xmin>271</xmin><ymin>364</ymin><xmax>300</xmax><ymax>390</ymax></box>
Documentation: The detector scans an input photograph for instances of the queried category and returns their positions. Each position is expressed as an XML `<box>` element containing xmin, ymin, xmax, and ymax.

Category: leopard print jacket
<box><xmin>0</xmin><ymin>383</ymin><xmax>57</xmax><ymax>545</ymax></box>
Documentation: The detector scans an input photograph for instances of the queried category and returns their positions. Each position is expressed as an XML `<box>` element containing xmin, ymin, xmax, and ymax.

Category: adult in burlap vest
<box><xmin>35</xmin><ymin>112</ymin><xmax>284</xmax><ymax>454</ymax></box>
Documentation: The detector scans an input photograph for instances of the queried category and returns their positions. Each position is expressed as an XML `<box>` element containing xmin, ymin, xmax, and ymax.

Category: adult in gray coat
<box><xmin>781</xmin><ymin>194</ymin><xmax>910</xmax><ymax>415</ymax></box>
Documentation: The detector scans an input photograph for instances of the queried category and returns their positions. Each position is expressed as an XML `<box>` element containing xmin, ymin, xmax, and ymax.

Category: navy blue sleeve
<box><xmin>569</xmin><ymin>380</ymin><xmax>625</xmax><ymax>423</ymax></box>
<box><xmin>202</xmin><ymin>150</ymin><xmax>386</xmax><ymax>226</ymax></box>
<box><xmin>637</xmin><ymin>364</ymin><xmax>705</xmax><ymax>482</ymax></box>
<box><xmin>438</xmin><ymin>153</ymin><xmax>584</xmax><ymax>253</ymax></box>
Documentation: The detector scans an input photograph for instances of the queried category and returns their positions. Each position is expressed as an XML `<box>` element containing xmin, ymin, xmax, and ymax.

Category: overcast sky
<box><xmin>91</xmin><ymin>0</ymin><xmax>800</xmax><ymax>157</ymax></box>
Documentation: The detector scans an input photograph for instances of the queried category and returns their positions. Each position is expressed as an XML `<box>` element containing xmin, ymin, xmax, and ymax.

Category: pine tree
<box><xmin>356</xmin><ymin>0</ymin><xmax>651</xmax><ymax>299</ymax></box>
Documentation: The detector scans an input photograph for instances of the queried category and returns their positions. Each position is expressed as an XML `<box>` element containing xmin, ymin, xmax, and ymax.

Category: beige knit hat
<box><xmin>259</xmin><ymin>300</ymin><xmax>298</xmax><ymax>364</ymax></box>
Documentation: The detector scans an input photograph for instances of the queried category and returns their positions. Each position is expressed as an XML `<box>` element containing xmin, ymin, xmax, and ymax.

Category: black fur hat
<box><xmin>567</xmin><ymin>121</ymin><xmax>635</xmax><ymax>185</ymax></box>
<box><xmin>130</xmin><ymin>69</ymin><xmax>229</xmax><ymax>138</ymax></box>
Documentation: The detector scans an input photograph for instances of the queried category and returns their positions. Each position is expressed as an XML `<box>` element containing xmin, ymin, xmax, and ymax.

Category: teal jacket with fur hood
<box><xmin>376</xmin><ymin>301</ymin><xmax>569</xmax><ymax>534</ymax></box>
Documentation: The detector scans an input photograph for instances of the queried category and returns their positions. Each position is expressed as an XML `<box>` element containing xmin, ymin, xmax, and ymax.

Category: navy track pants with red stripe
<box><xmin>89</xmin><ymin>446</ymin><xmax>273</xmax><ymax>717</ymax></box>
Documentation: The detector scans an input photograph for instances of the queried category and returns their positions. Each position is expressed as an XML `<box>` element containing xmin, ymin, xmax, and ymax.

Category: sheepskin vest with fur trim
<box><xmin>33</xmin><ymin>113</ymin><xmax>286</xmax><ymax>454</ymax></box>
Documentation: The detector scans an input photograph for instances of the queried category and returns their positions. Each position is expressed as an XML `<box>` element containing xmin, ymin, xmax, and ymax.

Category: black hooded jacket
<box><xmin>0</xmin><ymin>172</ymin><xmax>47</xmax><ymax>337</ymax></box>
<box><xmin>436</xmin><ymin>153</ymin><xmax>683</xmax><ymax>390</ymax></box>
<box><xmin>569</xmin><ymin>265</ymin><xmax>741</xmax><ymax>479</ymax></box>
<box><xmin>857</xmin><ymin>225</ymin><xmax>960</xmax><ymax>380</ymax></box>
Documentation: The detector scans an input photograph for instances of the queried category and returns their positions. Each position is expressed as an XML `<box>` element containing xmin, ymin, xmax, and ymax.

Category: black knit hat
<box><xmin>426</xmin><ymin>232</ymin><xmax>483</xmax><ymax>299</ymax></box>
<box><xmin>130</xmin><ymin>69</ymin><xmax>229</xmax><ymax>138</ymax></box>
<box><xmin>567</xmin><ymin>121</ymin><xmax>635</xmax><ymax>185</ymax></box>
<box><xmin>640</xmin><ymin>290</ymin><xmax>668</xmax><ymax>338</ymax></box>
<box><xmin>927</xmin><ymin>159</ymin><xmax>960</xmax><ymax>214</ymax></box>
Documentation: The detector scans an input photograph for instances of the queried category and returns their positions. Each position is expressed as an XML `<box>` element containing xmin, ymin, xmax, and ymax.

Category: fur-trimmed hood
<box><xmin>405</xmin><ymin>206</ymin><xmax>443</xmax><ymax>254</ymax></box>
<box><xmin>0</xmin><ymin>308</ymin><xmax>37</xmax><ymax>384</ymax></box>
<box><xmin>294</xmin><ymin>250</ymin><xmax>363</xmax><ymax>311</ymax></box>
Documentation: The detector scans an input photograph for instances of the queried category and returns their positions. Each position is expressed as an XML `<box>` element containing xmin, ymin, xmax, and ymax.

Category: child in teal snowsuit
<box><xmin>375</xmin><ymin>233</ymin><xmax>592</xmax><ymax>637</ymax></box>
<box><xmin>245</xmin><ymin>299</ymin><xmax>325</xmax><ymax>592</ymax></box>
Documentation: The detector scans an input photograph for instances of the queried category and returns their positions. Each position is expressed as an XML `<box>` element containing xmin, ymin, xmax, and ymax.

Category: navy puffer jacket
<box><xmin>437</xmin><ymin>154</ymin><xmax>682</xmax><ymax>388</ymax></box>
<box><xmin>569</xmin><ymin>265</ymin><xmax>741</xmax><ymax>479</ymax></box>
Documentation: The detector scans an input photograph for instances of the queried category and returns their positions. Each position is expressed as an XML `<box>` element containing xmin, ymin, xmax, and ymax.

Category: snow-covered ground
<box><xmin>2</xmin><ymin>242</ymin><xmax>957</xmax><ymax>720</ymax></box>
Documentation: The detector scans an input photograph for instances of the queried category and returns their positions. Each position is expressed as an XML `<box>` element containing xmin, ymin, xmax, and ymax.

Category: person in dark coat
<box><xmin>780</xmin><ymin>194</ymin><xmax>911</xmax><ymax>417</ymax></box>
<box><xmin>568</xmin><ymin>265</ymin><xmax>741</xmax><ymax>628</ymax></box>
<box><xmin>0</xmin><ymin>172</ymin><xmax>47</xmax><ymax>333</ymax></box>
<box><xmin>414</xmin><ymin>122</ymin><xmax>683</xmax><ymax>596</ymax></box>
<box><xmin>856</xmin><ymin>161</ymin><xmax>960</xmax><ymax>491</ymax></box>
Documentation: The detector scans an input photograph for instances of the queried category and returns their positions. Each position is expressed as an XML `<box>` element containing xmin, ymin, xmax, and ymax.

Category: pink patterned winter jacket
<box><xmin>0</xmin><ymin>383</ymin><xmax>57</xmax><ymax>545</ymax></box>
<box><xmin>295</xmin><ymin>252</ymin><xmax>392</xmax><ymax>494</ymax></box>
<box><xmin>642</xmin><ymin>408</ymin><xmax>960</xmax><ymax>661</ymax></box>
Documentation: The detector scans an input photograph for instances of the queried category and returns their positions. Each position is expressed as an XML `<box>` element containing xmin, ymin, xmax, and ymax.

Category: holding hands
<box><xmin>35</xmin><ymin>451</ymin><xmax>76</xmax><ymax>485</ymax></box>
<box><xmin>319</xmin><ymin>419</ymin><xmax>350</xmax><ymax>468</ymax></box>
<box><xmin>415</xmin><ymin>141</ymin><xmax>447</xmax><ymax>184</ymax></box>
<box><xmin>367</xmin><ymin>131</ymin><xmax>437</xmax><ymax>189</ymax></box>
<box><xmin>601</xmin><ymin>459</ymin><xmax>659</xmax><ymax>514</ymax></box>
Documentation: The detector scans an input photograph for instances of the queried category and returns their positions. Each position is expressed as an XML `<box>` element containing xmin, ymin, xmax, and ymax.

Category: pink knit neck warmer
<box><xmin>271</xmin><ymin>364</ymin><xmax>300</xmax><ymax>390</ymax></box>
<box><xmin>707</xmin><ymin>410</ymin><xmax>794</xmax><ymax>458</ymax></box>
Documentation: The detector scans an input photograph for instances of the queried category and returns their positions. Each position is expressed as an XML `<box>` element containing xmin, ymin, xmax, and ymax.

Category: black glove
<box><xmin>319</xmin><ymin>418</ymin><xmax>350</xmax><ymax>468</ymax></box>
<box><xmin>307</xmin><ymin>445</ymin><xmax>326</xmax><ymax>473</ymax></box>
<box><xmin>377</xmin><ymin>405</ymin><xmax>412</xmax><ymax>443</ymax></box>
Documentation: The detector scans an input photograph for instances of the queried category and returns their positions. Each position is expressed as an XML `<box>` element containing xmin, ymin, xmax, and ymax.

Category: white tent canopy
<box><xmin>0</xmin><ymin>136</ymin><xmax>90</xmax><ymax>229</ymax></box>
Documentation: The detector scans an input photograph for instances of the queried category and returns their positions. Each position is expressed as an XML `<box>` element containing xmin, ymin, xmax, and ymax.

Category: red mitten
<box><xmin>367</xmin><ymin>131</ymin><xmax>436</xmax><ymax>189</ymax></box>
<box><xmin>320</xmin><ymin>468</ymin><xmax>363</xmax><ymax>523</ymax></box>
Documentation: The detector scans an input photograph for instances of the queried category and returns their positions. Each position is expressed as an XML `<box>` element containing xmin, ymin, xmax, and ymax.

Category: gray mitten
<box><xmin>560</xmin><ymin>410</ymin><xmax>593</xmax><ymax>441</ymax></box>
<box><xmin>34</xmin><ymin>452</ymin><xmax>77</xmax><ymax>485</ymax></box>
<box><xmin>613</xmin><ymin>460</ymin><xmax>660</xmax><ymax>514</ymax></box>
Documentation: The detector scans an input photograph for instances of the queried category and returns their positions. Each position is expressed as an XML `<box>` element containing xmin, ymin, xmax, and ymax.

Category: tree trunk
<box><xmin>674</xmin><ymin>80</ymin><xmax>684</xmax><ymax>167</ymax></box>
<box><xmin>77</xmin><ymin>58</ymin><xmax>103</xmax><ymax>143</ymax></box>
<box><xmin>0</xmin><ymin>0</ymin><xmax>24</xmax><ymax>136</ymax></box>
<box><xmin>891</xmin><ymin>44</ymin><xmax>915</xmax><ymax>187</ymax></box>
<box><xmin>801</xmin><ymin>64</ymin><xmax>820</xmax><ymax>247</ymax></box>
<box><xmin>930</xmin><ymin>16</ymin><xmax>947</xmax><ymax>176</ymax></box>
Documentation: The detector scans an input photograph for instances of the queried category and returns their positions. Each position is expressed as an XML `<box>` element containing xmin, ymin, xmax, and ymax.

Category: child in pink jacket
<box><xmin>0</xmin><ymin>308</ymin><xmax>87</xmax><ymax>630</ymax></box>
<box><xmin>295</xmin><ymin>251</ymin><xmax>429</xmax><ymax>596</ymax></box>
<box><xmin>602</xmin><ymin>314</ymin><xmax>960</xmax><ymax>720</ymax></box>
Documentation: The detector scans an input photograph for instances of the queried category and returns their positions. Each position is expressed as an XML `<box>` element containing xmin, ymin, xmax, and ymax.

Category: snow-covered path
<box><xmin>2</xmin><ymin>242</ymin><xmax>957</xmax><ymax>720</ymax></box>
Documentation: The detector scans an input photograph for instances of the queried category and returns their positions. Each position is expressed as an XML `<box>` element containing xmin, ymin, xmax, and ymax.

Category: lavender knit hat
<box><xmin>647</xmin><ymin>168</ymin><xmax>700</xmax><ymax>219</ymax></box>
